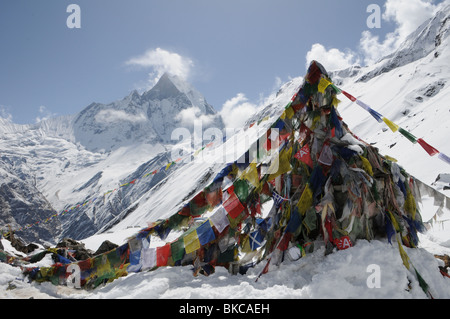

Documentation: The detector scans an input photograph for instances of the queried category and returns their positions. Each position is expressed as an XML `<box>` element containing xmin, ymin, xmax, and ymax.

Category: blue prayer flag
<box><xmin>197</xmin><ymin>221</ymin><xmax>216</xmax><ymax>246</ymax></box>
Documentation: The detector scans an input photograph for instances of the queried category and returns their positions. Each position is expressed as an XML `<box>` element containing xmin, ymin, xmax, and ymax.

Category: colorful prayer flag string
<box><xmin>337</xmin><ymin>88</ymin><xmax>450</xmax><ymax>166</ymax></box>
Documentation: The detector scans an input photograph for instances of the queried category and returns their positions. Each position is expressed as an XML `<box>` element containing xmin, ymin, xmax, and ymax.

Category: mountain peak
<box><xmin>141</xmin><ymin>72</ymin><xmax>184</xmax><ymax>101</ymax></box>
<box><xmin>142</xmin><ymin>73</ymin><xmax>216</xmax><ymax>116</ymax></box>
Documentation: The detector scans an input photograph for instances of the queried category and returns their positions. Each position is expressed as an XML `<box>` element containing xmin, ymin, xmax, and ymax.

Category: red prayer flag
<box><xmin>334</xmin><ymin>236</ymin><xmax>353</xmax><ymax>250</ymax></box>
<box><xmin>156</xmin><ymin>244</ymin><xmax>171</xmax><ymax>267</ymax></box>
<box><xmin>306</xmin><ymin>61</ymin><xmax>323</xmax><ymax>84</ymax></box>
<box><xmin>417</xmin><ymin>138</ymin><xmax>439</xmax><ymax>156</ymax></box>
<box><xmin>206</xmin><ymin>188</ymin><xmax>223</xmax><ymax>207</ymax></box>
<box><xmin>298</xmin><ymin>123</ymin><xmax>312</xmax><ymax>145</ymax></box>
<box><xmin>341</xmin><ymin>90</ymin><xmax>357</xmax><ymax>102</ymax></box>
<box><xmin>277</xmin><ymin>232</ymin><xmax>292</xmax><ymax>251</ymax></box>
<box><xmin>223</xmin><ymin>192</ymin><xmax>245</xmax><ymax>219</ymax></box>
<box><xmin>294</xmin><ymin>144</ymin><xmax>313</xmax><ymax>168</ymax></box>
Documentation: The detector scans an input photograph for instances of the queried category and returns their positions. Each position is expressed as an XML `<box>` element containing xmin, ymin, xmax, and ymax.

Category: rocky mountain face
<box><xmin>73</xmin><ymin>73</ymin><xmax>223</xmax><ymax>152</ymax></box>
<box><xmin>0</xmin><ymin>73</ymin><xmax>223</xmax><ymax>243</ymax></box>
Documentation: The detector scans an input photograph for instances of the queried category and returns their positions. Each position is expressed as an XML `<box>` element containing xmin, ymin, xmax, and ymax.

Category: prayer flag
<box><xmin>355</xmin><ymin>99</ymin><xmax>370</xmax><ymax>111</ymax></box>
<box><xmin>417</xmin><ymin>138</ymin><xmax>439</xmax><ymax>156</ymax></box>
<box><xmin>342</xmin><ymin>90</ymin><xmax>357</xmax><ymax>102</ymax></box>
<box><xmin>318</xmin><ymin>143</ymin><xmax>334</xmax><ymax>166</ymax></box>
<box><xmin>286</xmin><ymin>208</ymin><xmax>302</xmax><ymax>234</ymax></box>
<box><xmin>438</xmin><ymin>152</ymin><xmax>450</xmax><ymax>165</ymax></box>
<box><xmin>297</xmin><ymin>184</ymin><xmax>313</xmax><ymax>215</ymax></box>
<box><xmin>397</xmin><ymin>238</ymin><xmax>410</xmax><ymax>270</ymax></box>
<box><xmin>272</xmin><ymin>191</ymin><xmax>287</xmax><ymax>207</ymax></box>
<box><xmin>382</xmin><ymin>117</ymin><xmax>399</xmax><ymax>132</ymax></box>
<box><xmin>197</xmin><ymin>220</ymin><xmax>216</xmax><ymax>246</ymax></box>
<box><xmin>205</xmin><ymin>187</ymin><xmax>222</xmax><ymax>207</ymax></box>
<box><xmin>184</xmin><ymin>230</ymin><xmax>201</xmax><ymax>254</ymax></box>
<box><xmin>298</xmin><ymin>123</ymin><xmax>312</xmax><ymax>145</ymax></box>
<box><xmin>249</xmin><ymin>230</ymin><xmax>264</xmax><ymax>250</ymax></box>
<box><xmin>318</xmin><ymin>77</ymin><xmax>332</xmax><ymax>93</ymax></box>
<box><xmin>210</xmin><ymin>207</ymin><xmax>230</xmax><ymax>233</ymax></box>
<box><xmin>156</xmin><ymin>244</ymin><xmax>171</xmax><ymax>267</ymax></box>
<box><xmin>285</xmin><ymin>106</ymin><xmax>295</xmax><ymax>119</ymax></box>
<box><xmin>277</xmin><ymin>232</ymin><xmax>292</xmax><ymax>251</ymax></box>
<box><xmin>399</xmin><ymin>128</ymin><xmax>417</xmax><ymax>144</ymax></box>
<box><xmin>334</xmin><ymin>236</ymin><xmax>352</xmax><ymax>250</ymax></box>
<box><xmin>141</xmin><ymin>248</ymin><xmax>157</xmax><ymax>270</ymax></box>
<box><xmin>127</xmin><ymin>250</ymin><xmax>142</xmax><ymax>273</ymax></box>
<box><xmin>241</xmin><ymin>163</ymin><xmax>260</xmax><ymax>188</ymax></box>
<box><xmin>222</xmin><ymin>192</ymin><xmax>245</xmax><ymax>219</ymax></box>
<box><xmin>331</xmin><ymin>84</ymin><xmax>341</xmax><ymax>94</ymax></box>
<box><xmin>360</xmin><ymin>155</ymin><xmax>374</xmax><ymax>176</ymax></box>
<box><xmin>170</xmin><ymin>239</ymin><xmax>185</xmax><ymax>262</ymax></box>
<box><xmin>267</xmin><ymin>147</ymin><xmax>293</xmax><ymax>181</ymax></box>
<box><xmin>330</xmin><ymin>106</ymin><xmax>343</xmax><ymax>138</ymax></box>
<box><xmin>368</xmin><ymin>108</ymin><xmax>383</xmax><ymax>123</ymax></box>
<box><xmin>294</xmin><ymin>144</ymin><xmax>313</xmax><ymax>168</ymax></box>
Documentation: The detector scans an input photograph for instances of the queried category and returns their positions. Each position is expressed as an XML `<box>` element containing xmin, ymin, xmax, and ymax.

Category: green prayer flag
<box><xmin>399</xmin><ymin>128</ymin><xmax>417</xmax><ymax>144</ymax></box>
<box><xmin>233</xmin><ymin>179</ymin><xmax>249</xmax><ymax>203</ymax></box>
<box><xmin>171</xmin><ymin>239</ymin><xmax>185</xmax><ymax>262</ymax></box>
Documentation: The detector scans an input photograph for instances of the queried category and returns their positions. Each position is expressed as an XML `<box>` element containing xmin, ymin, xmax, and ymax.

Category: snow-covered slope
<box><xmin>100</xmin><ymin>4</ymin><xmax>450</xmax><ymax>235</ymax></box>
<box><xmin>0</xmin><ymin>73</ymin><xmax>223</xmax><ymax>242</ymax></box>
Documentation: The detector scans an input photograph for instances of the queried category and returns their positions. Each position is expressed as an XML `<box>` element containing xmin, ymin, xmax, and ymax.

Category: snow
<box><xmin>1</xmin><ymin>5</ymin><xmax>450</xmax><ymax>301</ymax></box>
<box><xmin>2</xmin><ymin>220</ymin><xmax>450</xmax><ymax>299</ymax></box>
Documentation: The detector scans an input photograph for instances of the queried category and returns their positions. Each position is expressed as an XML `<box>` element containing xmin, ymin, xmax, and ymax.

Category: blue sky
<box><xmin>0</xmin><ymin>0</ymin><xmax>446</xmax><ymax>124</ymax></box>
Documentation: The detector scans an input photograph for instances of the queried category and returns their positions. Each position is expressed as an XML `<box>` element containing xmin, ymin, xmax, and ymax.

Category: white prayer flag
<box><xmin>210</xmin><ymin>207</ymin><xmax>230</xmax><ymax>233</ymax></box>
<box><xmin>141</xmin><ymin>248</ymin><xmax>156</xmax><ymax>271</ymax></box>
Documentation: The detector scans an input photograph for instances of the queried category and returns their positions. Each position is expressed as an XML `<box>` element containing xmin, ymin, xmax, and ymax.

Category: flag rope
<box><xmin>325</xmin><ymin>81</ymin><xmax>450</xmax><ymax>166</ymax></box>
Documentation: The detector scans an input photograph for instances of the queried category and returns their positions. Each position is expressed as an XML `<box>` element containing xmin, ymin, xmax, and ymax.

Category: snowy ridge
<box><xmin>0</xmin><ymin>72</ymin><xmax>223</xmax><ymax>242</ymax></box>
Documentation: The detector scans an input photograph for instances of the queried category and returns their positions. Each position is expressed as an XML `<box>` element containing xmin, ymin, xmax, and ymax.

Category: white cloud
<box><xmin>306</xmin><ymin>0</ymin><xmax>446</xmax><ymax>69</ymax></box>
<box><xmin>95</xmin><ymin>109</ymin><xmax>147</xmax><ymax>124</ymax></box>
<box><xmin>219</xmin><ymin>93</ymin><xmax>259</xmax><ymax>129</ymax></box>
<box><xmin>35</xmin><ymin>105</ymin><xmax>57</xmax><ymax>123</ymax></box>
<box><xmin>0</xmin><ymin>105</ymin><xmax>13</xmax><ymax>122</ymax></box>
<box><xmin>175</xmin><ymin>106</ymin><xmax>215</xmax><ymax>127</ymax></box>
<box><xmin>305</xmin><ymin>43</ymin><xmax>359</xmax><ymax>71</ymax></box>
<box><xmin>219</xmin><ymin>76</ymin><xmax>287</xmax><ymax>130</ymax></box>
<box><xmin>360</xmin><ymin>0</ymin><xmax>443</xmax><ymax>65</ymax></box>
<box><xmin>383</xmin><ymin>0</ymin><xmax>438</xmax><ymax>41</ymax></box>
<box><xmin>125</xmin><ymin>48</ymin><xmax>194</xmax><ymax>90</ymax></box>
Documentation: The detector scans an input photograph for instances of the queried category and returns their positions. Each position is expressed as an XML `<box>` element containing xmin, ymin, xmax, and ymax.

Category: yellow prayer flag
<box><xmin>297</xmin><ymin>184</ymin><xmax>313</xmax><ymax>215</ymax></box>
<box><xmin>359</xmin><ymin>155</ymin><xmax>374</xmax><ymax>176</ymax></box>
<box><xmin>96</xmin><ymin>256</ymin><xmax>113</xmax><ymax>278</ymax></box>
<box><xmin>241</xmin><ymin>162</ymin><xmax>260</xmax><ymax>188</ymax></box>
<box><xmin>183</xmin><ymin>230</ymin><xmax>201</xmax><ymax>254</ymax></box>
<box><xmin>382</xmin><ymin>117</ymin><xmax>399</xmax><ymax>132</ymax></box>
<box><xmin>332</xmin><ymin>96</ymin><xmax>341</xmax><ymax>108</ymax></box>
<box><xmin>166</xmin><ymin>162</ymin><xmax>173</xmax><ymax>170</ymax></box>
<box><xmin>318</xmin><ymin>78</ymin><xmax>332</xmax><ymax>94</ymax></box>
<box><xmin>384</xmin><ymin>155</ymin><xmax>398</xmax><ymax>162</ymax></box>
<box><xmin>267</xmin><ymin>147</ymin><xmax>292</xmax><ymax>181</ymax></box>
<box><xmin>397</xmin><ymin>235</ymin><xmax>410</xmax><ymax>270</ymax></box>
<box><xmin>285</xmin><ymin>106</ymin><xmax>295</xmax><ymax>119</ymax></box>
<box><xmin>404</xmin><ymin>190</ymin><xmax>417</xmax><ymax>220</ymax></box>
<box><xmin>241</xmin><ymin>236</ymin><xmax>253</xmax><ymax>253</ymax></box>
<box><xmin>388</xmin><ymin>211</ymin><xmax>400</xmax><ymax>232</ymax></box>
